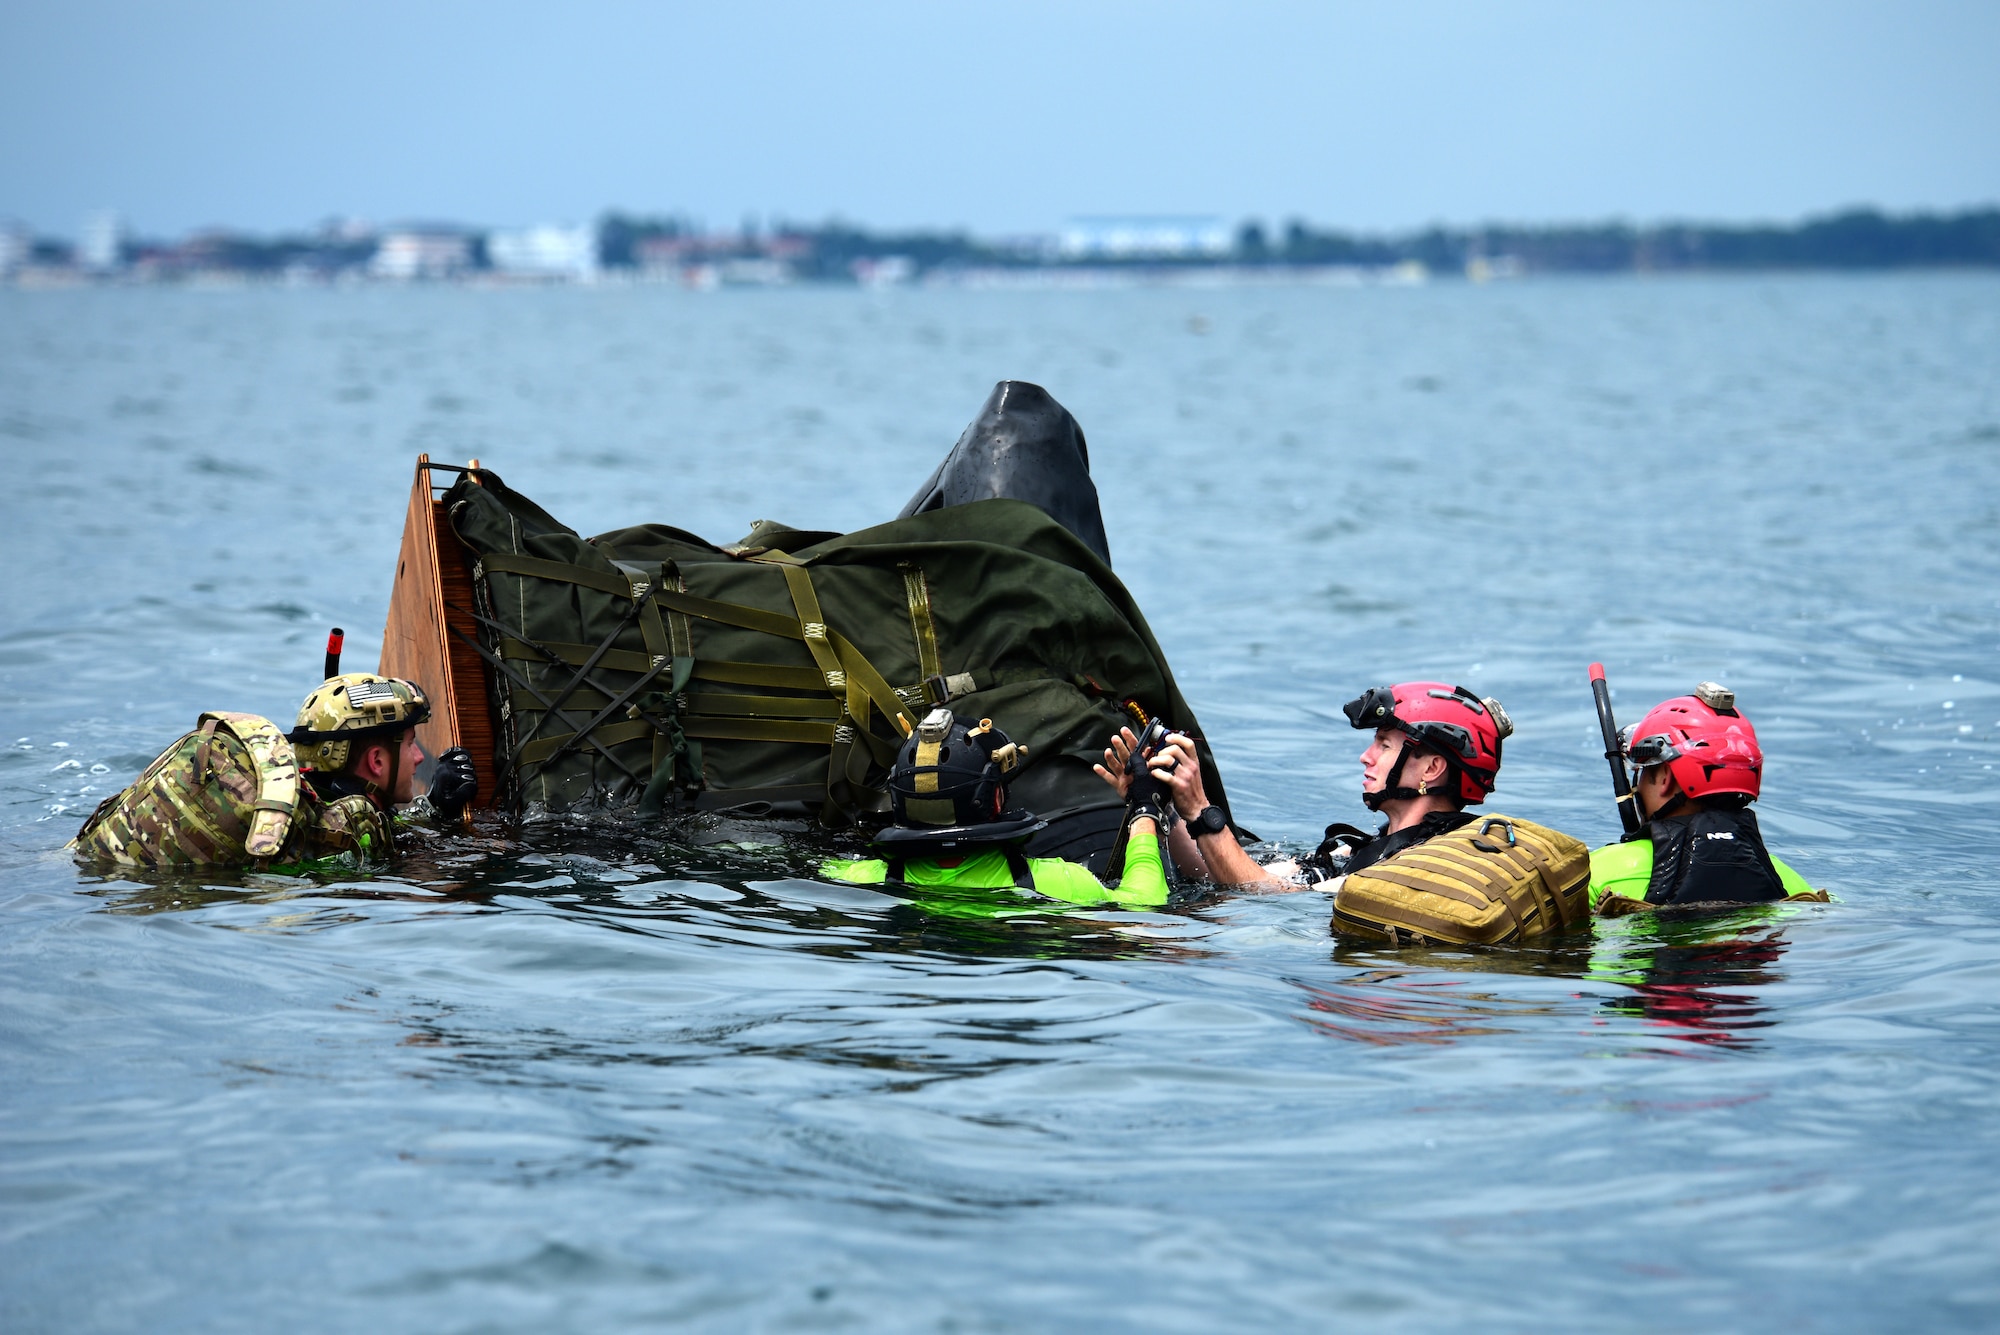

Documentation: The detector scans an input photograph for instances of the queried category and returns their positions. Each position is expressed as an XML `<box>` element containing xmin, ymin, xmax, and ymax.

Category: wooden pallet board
<box><xmin>379</xmin><ymin>455</ymin><xmax>499</xmax><ymax>807</ymax></box>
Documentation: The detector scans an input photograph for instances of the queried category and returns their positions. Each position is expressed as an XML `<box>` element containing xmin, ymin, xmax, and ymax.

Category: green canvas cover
<box><xmin>439</xmin><ymin>468</ymin><xmax>1234</xmax><ymax>840</ymax></box>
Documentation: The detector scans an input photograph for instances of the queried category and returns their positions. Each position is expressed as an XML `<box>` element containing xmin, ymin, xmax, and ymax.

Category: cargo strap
<box><xmin>901</xmin><ymin>563</ymin><xmax>942</xmax><ymax>680</ymax></box>
<box><xmin>750</xmin><ymin>553</ymin><xmax>911</xmax><ymax>821</ymax></box>
<box><xmin>613</xmin><ymin>559</ymin><xmax>675</xmax><ymax>781</ymax></box>
<box><xmin>482</xmin><ymin>551</ymin><xmax>916</xmax><ymax>733</ymax></box>
<box><xmin>461</xmin><ymin>564</ymin><xmax>672</xmax><ymax>788</ymax></box>
<box><xmin>515</xmin><ymin>575</ymin><xmax>662</xmax><ymax>758</ymax></box>
<box><xmin>445</xmin><ymin>613</ymin><xmax>650</xmax><ymax>786</ymax></box>
<box><xmin>496</xmin><ymin>639</ymin><xmax>825</xmax><ymax>691</ymax></box>
<box><xmin>196</xmin><ymin>712</ymin><xmax>301</xmax><ymax>858</ymax></box>
<box><xmin>478</xmin><ymin>549</ymin><xmax>932</xmax><ymax>815</ymax></box>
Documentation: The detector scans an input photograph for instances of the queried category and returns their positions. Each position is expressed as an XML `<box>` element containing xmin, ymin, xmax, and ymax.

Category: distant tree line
<box><xmin>599</xmin><ymin>204</ymin><xmax>2000</xmax><ymax>275</ymax></box>
<box><xmin>1259</xmin><ymin>207</ymin><xmax>2000</xmax><ymax>273</ymax></box>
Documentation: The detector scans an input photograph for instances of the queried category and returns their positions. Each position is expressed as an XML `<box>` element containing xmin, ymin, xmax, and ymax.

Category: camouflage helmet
<box><xmin>287</xmin><ymin>673</ymin><xmax>431</xmax><ymax>771</ymax></box>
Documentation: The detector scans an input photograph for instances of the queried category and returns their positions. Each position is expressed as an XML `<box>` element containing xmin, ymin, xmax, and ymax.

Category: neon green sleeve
<box><xmin>1016</xmin><ymin>828</ymin><xmax>1169</xmax><ymax>909</ymax></box>
<box><xmin>822</xmin><ymin>857</ymin><xmax>889</xmax><ymax>885</ymax></box>
<box><xmin>1588</xmin><ymin>840</ymin><xmax>1652</xmax><ymax>908</ymax></box>
<box><xmin>1110</xmin><ymin>827</ymin><xmax>1170</xmax><ymax>908</ymax></box>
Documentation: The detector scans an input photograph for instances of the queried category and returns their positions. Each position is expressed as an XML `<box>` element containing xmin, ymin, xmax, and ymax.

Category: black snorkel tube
<box><xmin>1589</xmin><ymin>662</ymin><xmax>1643</xmax><ymax>837</ymax></box>
<box><xmin>324</xmin><ymin>627</ymin><xmax>344</xmax><ymax>680</ymax></box>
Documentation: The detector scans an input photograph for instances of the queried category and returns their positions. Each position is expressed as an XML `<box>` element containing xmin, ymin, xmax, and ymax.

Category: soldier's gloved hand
<box><xmin>427</xmin><ymin>748</ymin><xmax>478</xmax><ymax>822</ymax></box>
<box><xmin>1126</xmin><ymin>762</ymin><xmax>1172</xmax><ymax>824</ymax></box>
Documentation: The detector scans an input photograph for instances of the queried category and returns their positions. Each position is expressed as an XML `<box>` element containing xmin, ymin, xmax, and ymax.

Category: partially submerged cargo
<box><xmin>380</xmin><ymin>381</ymin><xmax>1235</xmax><ymax>869</ymax></box>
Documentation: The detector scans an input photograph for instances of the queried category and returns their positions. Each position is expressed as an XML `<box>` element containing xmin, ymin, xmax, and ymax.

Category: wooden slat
<box><xmin>379</xmin><ymin>454</ymin><xmax>498</xmax><ymax>807</ymax></box>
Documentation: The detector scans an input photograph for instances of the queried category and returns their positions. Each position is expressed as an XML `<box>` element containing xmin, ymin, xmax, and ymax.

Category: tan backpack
<box><xmin>1332</xmin><ymin>815</ymin><xmax>1591</xmax><ymax>947</ymax></box>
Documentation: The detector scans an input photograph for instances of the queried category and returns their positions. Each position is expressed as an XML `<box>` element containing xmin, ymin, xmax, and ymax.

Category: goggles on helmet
<box><xmin>1624</xmin><ymin>730</ymin><xmax>1682</xmax><ymax>768</ymax></box>
<box><xmin>1343</xmin><ymin>685</ymin><xmax>1481</xmax><ymax>760</ymax></box>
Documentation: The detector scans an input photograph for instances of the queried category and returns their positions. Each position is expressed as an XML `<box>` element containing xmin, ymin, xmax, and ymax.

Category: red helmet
<box><xmin>1624</xmin><ymin>683</ymin><xmax>1762</xmax><ymax>802</ymax></box>
<box><xmin>1343</xmin><ymin>681</ymin><xmax>1511</xmax><ymax>805</ymax></box>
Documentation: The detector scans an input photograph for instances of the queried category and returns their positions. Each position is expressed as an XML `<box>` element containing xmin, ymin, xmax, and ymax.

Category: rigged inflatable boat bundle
<box><xmin>381</xmin><ymin>381</ymin><xmax>1235</xmax><ymax>871</ymax></box>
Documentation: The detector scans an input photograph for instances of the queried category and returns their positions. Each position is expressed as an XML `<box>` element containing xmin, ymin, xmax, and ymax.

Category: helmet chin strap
<box><xmin>1363</xmin><ymin>734</ymin><xmax>1433</xmax><ymax>812</ymax></box>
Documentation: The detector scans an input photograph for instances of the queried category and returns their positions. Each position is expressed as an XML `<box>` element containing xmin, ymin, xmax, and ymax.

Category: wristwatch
<box><xmin>1185</xmin><ymin>805</ymin><xmax>1227</xmax><ymax>838</ymax></box>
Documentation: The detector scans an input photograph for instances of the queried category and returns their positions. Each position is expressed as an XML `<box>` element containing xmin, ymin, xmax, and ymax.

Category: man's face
<box><xmin>1360</xmin><ymin>727</ymin><xmax>1410</xmax><ymax>796</ymax></box>
<box><xmin>393</xmin><ymin>730</ymin><xmax>424</xmax><ymax>804</ymax></box>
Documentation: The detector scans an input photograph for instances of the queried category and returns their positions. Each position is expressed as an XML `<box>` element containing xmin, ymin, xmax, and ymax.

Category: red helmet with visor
<box><xmin>1623</xmin><ymin>682</ymin><xmax>1763</xmax><ymax>802</ymax></box>
<box><xmin>1343</xmin><ymin>681</ymin><xmax>1511</xmax><ymax>806</ymax></box>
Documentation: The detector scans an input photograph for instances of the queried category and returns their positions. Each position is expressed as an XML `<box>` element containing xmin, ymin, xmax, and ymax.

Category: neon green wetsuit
<box><xmin>823</xmin><ymin>826</ymin><xmax>1170</xmax><ymax>910</ymax></box>
<box><xmin>1589</xmin><ymin>840</ymin><xmax>1816</xmax><ymax>909</ymax></box>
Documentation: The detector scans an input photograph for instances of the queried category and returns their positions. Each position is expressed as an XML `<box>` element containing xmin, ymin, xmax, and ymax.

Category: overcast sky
<box><xmin>3</xmin><ymin>1</ymin><xmax>1995</xmax><ymax>240</ymax></box>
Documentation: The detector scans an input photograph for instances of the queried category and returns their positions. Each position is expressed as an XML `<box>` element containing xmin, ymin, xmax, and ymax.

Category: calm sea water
<box><xmin>2</xmin><ymin>275</ymin><xmax>1997</xmax><ymax>1332</ymax></box>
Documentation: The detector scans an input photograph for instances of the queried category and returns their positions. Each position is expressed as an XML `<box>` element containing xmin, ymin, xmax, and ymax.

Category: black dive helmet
<box><xmin>875</xmin><ymin>708</ymin><xmax>1046</xmax><ymax>852</ymax></box>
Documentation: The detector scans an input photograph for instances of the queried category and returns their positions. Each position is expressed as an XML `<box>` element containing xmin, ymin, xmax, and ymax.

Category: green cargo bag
<box><xmin>438</xmin><ymin>468</ymin><xmax>1235</xmax><ymax>869</ymax></box>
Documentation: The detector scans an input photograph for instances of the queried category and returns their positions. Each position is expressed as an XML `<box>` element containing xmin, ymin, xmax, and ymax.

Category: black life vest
<box><xmin>1303</xmin><ymin>810</ymin><xmax>1473</xmax><ymax>880</ymax></box>
<box><xmin>1640</xmin><ymin>806</ymin><xmax>1785</xmax><ymax>906</ymax></box>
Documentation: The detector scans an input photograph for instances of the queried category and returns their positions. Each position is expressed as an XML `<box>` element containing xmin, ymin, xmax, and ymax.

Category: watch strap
<box><xmin>1188</xmin><ymin>805</ymin><xmax>1227</xmax><ymax>837</ymax></box>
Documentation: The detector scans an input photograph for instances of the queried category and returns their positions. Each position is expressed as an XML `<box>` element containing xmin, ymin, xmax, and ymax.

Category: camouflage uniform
<box><xmin>71</xmin><ymin>712</ymin><xmax>393</xmax><ymax>870</ymax></box>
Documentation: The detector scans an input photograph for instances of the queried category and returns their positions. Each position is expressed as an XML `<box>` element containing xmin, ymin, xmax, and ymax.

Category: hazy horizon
<box><xmin>4</xmin><ymin>1</ymin><xmax>1996</xmax><ymax>241</ymax></box>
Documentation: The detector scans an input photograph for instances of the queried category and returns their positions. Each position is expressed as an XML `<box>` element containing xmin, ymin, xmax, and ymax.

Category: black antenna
<box><xmin>324</xmin><ymin>627</ymin><xmax>345</xmax><ymax>680</ymax></box>
<box><xmin>1589</xmin><ymin>662</ymin><xmax>1642</xmax><ymax>836</ymax></box>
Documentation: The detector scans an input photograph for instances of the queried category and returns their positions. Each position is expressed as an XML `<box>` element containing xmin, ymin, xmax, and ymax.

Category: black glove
<box><xmin>1126</xmin><ymin>762</ymin><xmax>1172</xmax><ymax>824</ymax></box>
<box><xmin>427</xmin><ymin>747</ymin><xmax>478</xmax><ymax>822</ymax></box>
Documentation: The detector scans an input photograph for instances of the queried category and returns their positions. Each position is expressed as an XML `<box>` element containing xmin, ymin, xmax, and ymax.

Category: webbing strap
<box><xmin>517</xmin><ymin>579</ymin><xmax>660</xmax><ymax>753</ymax></box>
<box><xmin>491</xmin><ymin>549</ymin><xmax>914</xmax><ymax>730</ymax></box>
<box><xmin>687</xmin><ymin>692</ymin><xmax>841</xmax><ymax>719</ymax></box>
<box><xmin>901</xmin><ymin>563</ymin><xmax>942</xmax><ymax>681</ymax></box>
<box><xmin>775</xmin><ymin>562</ymin><xmax>855</xmax><ymax>707</ymax></box>
<box><xmin>193</xmin><ymin>716</ymin><xmax>221</xmax><ymax>786</ymax></box>
<box><xmin>655</xmin><ymin>587</ymin><xmax>805</xmax><ymax>641</ymax></box>
<box><xmin>502</xmin><ymin>638</ymin><xmax>655</xmax><ymax>675</ymax></box>
<box><xmin>682</xmin><ymin>717</ymin><xmax>839</xmax><ymax>745</ymax></box>
<box><xmin>612</xmin><ymin>560</ymin><xmax>673</xmax><ymax>776</ymax></box>
<box><xmin>499</xmin><ymin>639</ymin><xmax>825</xmax><ymax>691</ymax></box>
<box><xmin>766</xmin><ymin>561</ymin><xmax>867</xmax><ymax>824</ymax></box>
<box><xmin>476</xmin><ymin>545</ymin><xmax>921</xmax><ymax>814</ymax></box>
<box><xmin>691</xmin><ymin>660</ymin><xmax>826</xmax><ymax>691</ymax></box>
<box><xmin>662</xmin><ymin>563</ymin><xmax>695</xmax><ymax>657</ymax></box>
<box><xmin>518</xmin><ymin>652</ymin><xmax>673</xmax><ymax>780</ymax></box>
<box><xmin>445</xmin><ymin>620</ymin><xmax>647</xmax><ymax>784</ymax></box>
<box><xmin>830</xmin><ymin>628</ymin><xmax>916</xmax><ymax>739</ymax></box>
<box><xmin>517</xmin><ymin>717</ymin><xmax>656</xmax><ymax>764</ymax></box>
<box><xmin>481</xmin><ymin>551</ymin><xmax>633</xmax><ymax>599</ymax></box>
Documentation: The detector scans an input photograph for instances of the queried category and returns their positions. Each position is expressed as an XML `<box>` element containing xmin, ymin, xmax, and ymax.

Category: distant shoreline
<box><xmin>6</xmin><ymin>205</ymin><xmax>1996</xmax><ymax>287</ymax></box>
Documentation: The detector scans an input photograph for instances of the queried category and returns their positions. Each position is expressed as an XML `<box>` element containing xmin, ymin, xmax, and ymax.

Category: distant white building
<box><xmin>1058</xmin><ymin>216</ymin><xmax>1231</xmax><ymax>261</ymax></box>
<box><xmin>79</xmin><ymin>210</ymin><xmax>124</xmax><ymax>271</ymax></box>
<box><xmin>487</xmin><ymin>224</ymin><xmax>598</xmax><ymax>281</ymax></box>
<box><xmin>852</xmin><ymin>255</ymin><xmax>914</xmax><ymax>287</ymax></box>
<box><xmin>371</xmin><ymin>229</ymin><xmax>473</xmax><ymax>280</ymax></box>
<box><xmin>0</xmin><ymin>220</ymin><xmax>31</xmax><ymax>276</ymax></box>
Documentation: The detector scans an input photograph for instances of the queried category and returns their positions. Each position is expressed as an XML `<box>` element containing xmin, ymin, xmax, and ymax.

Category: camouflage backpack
<box><xmin>70</xmin><ymin>712</ymin><xmax>392</xmax><ymax>870</ymax></box>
